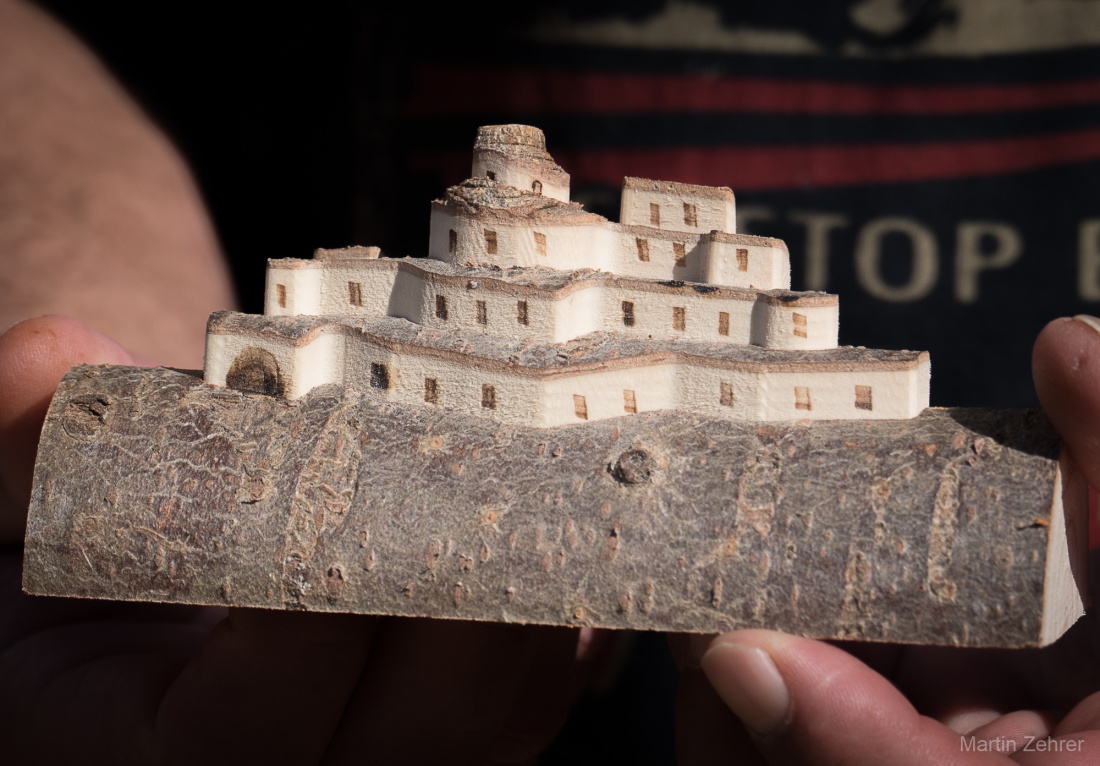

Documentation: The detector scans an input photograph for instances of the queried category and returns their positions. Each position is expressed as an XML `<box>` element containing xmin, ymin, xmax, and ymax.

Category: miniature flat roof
<box><xmin>704</xmin><ymin>231</ymin><xmax>787</xmax><ymax>249</ymax></box>
<box><xmin>622</xmin><ymin>176</ymin><xmax>736</xmax><ymax>203</ymax></box>
<box><xmin>208</xmin><ymin>312</ymin><xmax>924</xmax><ymax>376</ymax></box>
<box><xmin>435</xmin><ymin>179</ymin><xmax>603</xmax><ymax>226</ymax></box>
<box><xmin>269</xmin><ymin>255</ymin><xmax>836</xmax><ymax>307</ymax></box>
<box><xmin>473</xmin><ymin>124</ymin><xmax>554</xmax><ymax>158</ymax></box>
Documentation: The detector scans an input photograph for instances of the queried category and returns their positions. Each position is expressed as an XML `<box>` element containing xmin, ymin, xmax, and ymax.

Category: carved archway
<box><xmin>225</xmin><ymin>347</ymin><xmax>283</xmax><ymax>397</ymax></box>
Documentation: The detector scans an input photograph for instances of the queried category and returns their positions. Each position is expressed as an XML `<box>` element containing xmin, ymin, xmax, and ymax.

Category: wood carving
<box><xmin>203</xmin><ymin>125</ymin><xmax>928</xmax><ymax>423</ymax></box>
<box><xmin>22</xmin><ymin>126</ymin><xmax>1088</xmax><ymax>646</ymax></box>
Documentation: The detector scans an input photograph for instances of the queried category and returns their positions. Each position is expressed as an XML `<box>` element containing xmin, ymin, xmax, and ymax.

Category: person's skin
<box><xmin>0</xmin><ymin>0</ymin><xmax>233</xmax><ymax>365</ymax></box>
<box><xmin>671</xmin><ymin>317</ymin><xmax>1100</xmax><ymax>765</ymax></box>
<box><xmin>0</xmin><ymin>2</ymin><xmax>590</xmax><ymax>763</ymax></box>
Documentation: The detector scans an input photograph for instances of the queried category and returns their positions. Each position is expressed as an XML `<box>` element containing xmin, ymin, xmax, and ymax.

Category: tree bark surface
<box><xmin>23</xmin><ymin>365</ymin><xmax>1087</xmax><ymax>647</ymax></box>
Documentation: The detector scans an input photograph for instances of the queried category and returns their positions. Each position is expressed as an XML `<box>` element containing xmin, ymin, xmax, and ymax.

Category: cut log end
<box><xmin>1041</xmin><ymin>451</ymin><xmax>1090</xmax><ymax>647</ymax></box>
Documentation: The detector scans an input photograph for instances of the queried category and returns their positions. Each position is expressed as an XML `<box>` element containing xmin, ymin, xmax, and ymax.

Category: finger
<box><xmin>1033</xmin><ymin>316</ymin><xmax>1100</xmax><ymax>493</ymax></box>
<box><xmin>700</xmin><ymin>630</ymin><xmax>991</xmax><ymax>765</ymax></box>
<box><xmin>321</xmin><ymin>619</ymin><xmax>579</xmax><ymax>766</ymax></box>
<box><xmin>0</xmin><ymin>315</ymin><xmax>134</xmax><ymax>540</ymax></box>
<box><xmin>155</xmin><ymin>609</ymin><xmax>376</xmax><ymax>766</ymax></box>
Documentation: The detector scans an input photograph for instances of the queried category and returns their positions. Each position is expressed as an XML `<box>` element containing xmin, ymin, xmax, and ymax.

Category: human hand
<box><xmin>672</xmin><ymin>315</ymin><xmax>1100</xmax><ymax>765</ymax></box>
<box><xmin>0</xmin><ymin>316</ymin><xmax>590</xmax><ymax>766</ymax></box>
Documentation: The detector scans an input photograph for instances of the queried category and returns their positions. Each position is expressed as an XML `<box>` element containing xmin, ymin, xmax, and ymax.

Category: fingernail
<box><xmin>1073</xmin><ymin>315</ymin><xmax>1100</xmax><ymax>335</ymax></box>
<box><xmin>700</xmin><ymin>641</ymin><xmax>791</xmax><ymax>736</ymax></box>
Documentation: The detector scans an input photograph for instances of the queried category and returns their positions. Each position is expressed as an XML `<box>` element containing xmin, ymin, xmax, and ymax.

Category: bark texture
<box><xmin>23</xmin><ymin>365</ymin><xmax>1087</xmax><ymax>647</ymax></box>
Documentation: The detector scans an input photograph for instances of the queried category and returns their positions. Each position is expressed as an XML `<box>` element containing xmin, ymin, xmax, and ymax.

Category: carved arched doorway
<box><xmin>225</xmin><ymin>347</ymin><xmax>284</xmax><ymax>396</ymax></box>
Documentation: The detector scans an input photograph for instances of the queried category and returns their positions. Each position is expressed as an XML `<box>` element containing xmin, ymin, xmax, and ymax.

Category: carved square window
<box><xmin>448</xmin><ymin>229</ymin><xmax>457</xmax><ymax>254</ymax></box>
<box><xmin>672</xmin><ymin>306</ymin><xmax>686</xmax><ymax>331</ymax></box>
<box><xmin>683</xmin><ymin>202</ymin><xmax>697</xmax><ymax>227</ymax></box>
<box><xmin>793</xmin><ymin>313</ymin><xmax>808</xmax><ymax>338</ymax></box>
<box><xmin>636</xmin><ymin>238</ymin><xmax>650</xmax><ymax>262</ymax></box>
<box><xmin>623</xmin><ymin>389</ymin><xmax>637</xmax><ymax>414</ymax></box>
<box><xmin>481</xmin><ymin>384</ymin><xmax>496</xmax><ymax>410</ymax></box>
<box><xmin>348</xmin><ymin>281</ymin><xmax>363</xmax><ymax>307</ymax></box>
<box><xmin>485</xmin><ymin>230</ymin><xmax>498</xmax><ymax>255</ymax></box>
<box><xmin>435</xmin><ymin>294</ymin><xmax>448</xmax><ymax>320</ymax></box>
<box><xmin>718</xmin><ymin>311</ymin><xmax>730</xmax><ymax>337</ymax></box>
<box><xmin>855</xmin><ymin>385</ymin><xmax>873</xmax><ymax>411</ymax></box>
<box><xmin>622</xmin><ymin>301</ymin><xmax>635</xmax><ymax>327</ymax></box>
<box><xmin>720</xmin><ymin>381</ymin><xmax>735</xmax><ymax>406</ymax></box>
<box><xmin>674</xmin><ymin>242</ymin><xmax>687</xmax><ymax>268</ymax></box>
<box><xmin>370</xmin><ymin>362</ymin><xmax>390</xmax><ymax>390</ymax></box>
<box><xmin>534</xmin><ymin>231</ymin><xmax>547</xmax><ymax>256</ymax></box>
<box><xmin>476</xmin><ymin>300</ymin><xmax>488</xmax><ymax>325</ymax></box>
<box><xmin>736</xmin><ymin>248</ymin><xmax>749</xmax><ymax>272</ymax></box>
<box><xmin>573</xmin><ymin>394</ymin><xmax>588</xmax><ymax>420</ymax></box>
<box><xmin>517</xmin><ymin>300</ymin><xmax>529</xmax><ymax>325</ymax></box>
<box><xmin>424</xmin><ymin>377</ymin><xmax>439</xmax><ymax>404</ymax></box>
<box><xmin>795</xmin><ymin>386</ymin><xmax>812</xmax><ymax>411</ymax></box>
<box><xmin>276</xmin><ymin>284</ymin><xmax>287</xmax><ymax>308</ymax></box>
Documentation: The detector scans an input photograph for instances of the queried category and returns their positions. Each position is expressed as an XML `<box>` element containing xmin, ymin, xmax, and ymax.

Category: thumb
<box><xmin>699</xmin><ymin>630</ymin><xmax>982</xmax><ymax>765</ymax></box>
<box><xmin>0</xmin><ymin>315</ymin><xmax>135</xmax><ymax>541</ymax></box>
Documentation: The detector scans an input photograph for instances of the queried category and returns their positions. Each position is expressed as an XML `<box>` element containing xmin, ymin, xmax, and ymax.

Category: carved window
<box><xmin>855</xmin><ymin>385</ymin><xmax>873</xmax><ymax>411</ymax></box>
<box><xmin>623</xmin><ymin>389</ymin><xmax>637</xmax><ymax>414</ymax></box>
<box><xmin>534</xmin><ymin>231</ymin><xmax>547</xmax><ymax>256</ymax></box>
<box><xmin>573</xmin><ymin>394</ymin><xmax>588</xmax><ymax>420</ymax></box>
<box><xmin>720</xmin><ymin>381</ymin><xmax>735</xmax><ymax>406</ymax></box>
<box><xmin>793</xmin><ymin>313</ymin><xmax>808</xmax><ymax>338</ymax></box>
<box><xmin>370</xmin><ymin>362</ymin><xmax>390</xmax><ymax>390</ymax></box>
<box><xmin>674</xmin><ymin>242</ymin><xmax>687</xmax><ymax>268</ymax></box>
<box><xmin>481</xmin><ymin>384</ymin><xmax>496</xmax><ymax>410</ymax></box>
<box><xmin>448</xmin><ymin>229</ymin><xmax>457</xmax><ymax>254</ymax></box>
<box><xmin>683</xmin><ymin>202</ymin><xmax>698</xmax><ymax>228</ymax></box>
<box><xmin>650</xmin><ymin>203</ymin><xmax>661</xmax><ymax>227</ymax></box>
<box><xmin>485</xmin><ymin>230</ymin><xmax>498</xmax><ymax>255</ymax></box>
<box><xmin>795</xmin><ymin>386</ymin><xmax>812</xmax><ymax>411</ymax></box>
<box><xmin>276</xmin><ymin>284</ymin><xmax>287</xmax><ymax>308</ymax></box>
<box><xmin>424</xmin><ymin>377</ymin><xmax>439</xmax><ymax>404</ymax></box>
<box><xmin>486</xmin><ymin>171</ymin><xmax>496</xmax><ymax>181</ymax></box>
<box><xmin>476</xmin><ymin>300</ymin><xmax>488</xmax><ymax>325</ymax></box>
<box><xmin>636</xmin><ymin>238</ymin><xmax>650</xmax><ymax>262</ymax></box>
<box><xmin>736</xmin><ymin>248</ymin><xmax>749</xmax><ymax>271</ymax></box>
<box><xmin>672</xmin><ymin>306</ymin><xmax>686</xmax><ymax>331</ymax></box>
<box><xmin>435</xmin><ymin>294</ymin><xmax>448</xmax><ymax>320</ymax></box>
<box><xmin>517</xmin><ymin>300</ymin><xmax>529</xmax><ymax>325</ymax></box>
<box><xmin>348</xmin><ymin>281</ymin><xmax>363</xmax><ymax>307</ymax></box>
<box><xmin>532</xmin><ymin>180</ymin><xmax>542</xmax><ymax>194</ymax></box>
<box><xmin>718</xmin><ymin>311</ymin><xmax>730</xmax><ymax>337</ymax></box>
<box><xmin>622</xmin><ymin>301</ymin><xmax>636</xmax><ymax>327</ymax></box>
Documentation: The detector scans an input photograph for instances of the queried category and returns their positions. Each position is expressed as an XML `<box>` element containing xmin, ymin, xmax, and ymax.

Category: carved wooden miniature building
<box><xmin>204</xmin><ymin>125</ymin><xmax>930</xmax><ymax>426</ymax></box>
<box><xmin>28</xmin><ymin>127</ymin><xmax>1084</xmax><ymax>650</ymax></box>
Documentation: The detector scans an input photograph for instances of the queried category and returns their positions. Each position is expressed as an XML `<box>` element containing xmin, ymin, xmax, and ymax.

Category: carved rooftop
<box><xmin>203</xmin><ymin>125</ymin><xmax>930</xmax><ymax>426</ymax></box>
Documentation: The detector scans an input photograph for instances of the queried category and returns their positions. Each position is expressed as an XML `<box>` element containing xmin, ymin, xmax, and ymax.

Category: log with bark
<box><xmin>23</xmin><ymin>364</ymin><xmax>1087</xmax><ymax>647</ymax></box>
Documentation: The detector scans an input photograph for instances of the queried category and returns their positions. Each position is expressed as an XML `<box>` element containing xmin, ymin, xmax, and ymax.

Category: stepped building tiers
<box><xmin>204</xmin><ymin>125</ymin><xmax>930</xmax><ymax>426</ymax></box>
